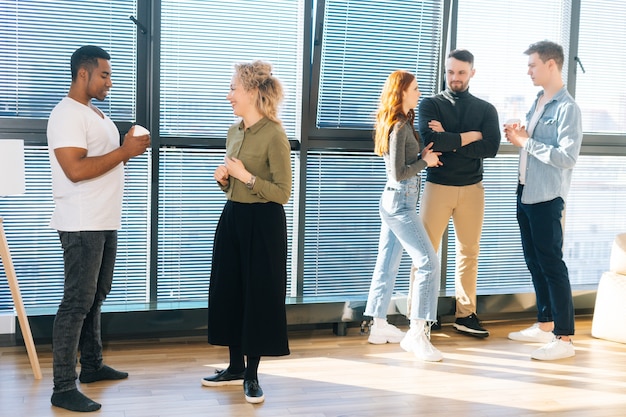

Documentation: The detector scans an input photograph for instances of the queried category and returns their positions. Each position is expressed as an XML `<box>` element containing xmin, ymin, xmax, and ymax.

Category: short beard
<box><xmin>449</xmin><ymin>82</ymin><xmax>467</xmax><ymax>93</ymax></box>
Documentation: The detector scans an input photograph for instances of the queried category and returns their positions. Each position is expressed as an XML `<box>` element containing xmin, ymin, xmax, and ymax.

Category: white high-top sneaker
<box><xmin>367</xmin><ymin>320</ymin><xmax>406</xmax><ymax>344</ymax></box>
<box><xmin>400</xmin><ymin>321</ymin><xmax>443</xmax><ymax>362</ymax></box>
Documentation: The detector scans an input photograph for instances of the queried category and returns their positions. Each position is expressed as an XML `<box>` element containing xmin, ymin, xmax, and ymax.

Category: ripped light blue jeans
<box><xmin>365</xmin><ymin>175</ymin><xmax>440</xmax><ymax>321</ymax></box>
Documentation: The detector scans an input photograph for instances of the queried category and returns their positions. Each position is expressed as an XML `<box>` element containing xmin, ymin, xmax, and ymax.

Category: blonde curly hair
<box><xmin>234</xmin><ymin>60</ymin><xmax>284</xmax><ymax>124</ymax></box>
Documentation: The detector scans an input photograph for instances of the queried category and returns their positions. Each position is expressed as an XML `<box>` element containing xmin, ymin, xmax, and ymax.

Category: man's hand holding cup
<box><xmin>504</xmin><ymin>118</ymin><xmax>528</xmax><ymax>148</ymax></box>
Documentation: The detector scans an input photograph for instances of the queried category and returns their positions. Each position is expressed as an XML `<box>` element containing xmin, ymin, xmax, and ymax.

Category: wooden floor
<box><xmin>2</xmin><ymin>316</ymin><xmax>626</xmax><ymax>417</ymax></box>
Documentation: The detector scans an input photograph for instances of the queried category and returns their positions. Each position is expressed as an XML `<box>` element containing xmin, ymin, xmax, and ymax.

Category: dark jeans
<box><xmin>516</xmin><ymin>187</ymin><xmax>574</xmax><ymax>336</ymax></box>
<box><xmin>52</xmin><ymin>230</ymin><xmax>117</xmax><ymax>393</ymax></box>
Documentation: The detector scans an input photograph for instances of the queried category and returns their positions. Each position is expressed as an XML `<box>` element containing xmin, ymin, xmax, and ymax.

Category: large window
<box><xmin>1</xmin><ymin>0</ymin><xmax>625</xmax><ymax>317</ymax></box>
<box><xmin>303</xmin><ymin>152</ymin><xmax>626</xmax><ymax>298</ymax></box>
<box><xmin>576</xmin><ymin>0</ymin><xmax>626</xmax><ymax>133</ymax></box>
<box><xmin>303</xmin><ymin>151</ymin><xmax>413</xmax><ymax>297</ymax></box>
<box><xmin>159</xmin><ymin>0</ymin><xmax>304</xmax><ymax>139</ymax></box>
<box><xmin>444</xmin><ymin>155</ymin><xmax>626</xmax><ymax>295</ymax></box>
<box><xmin>0</xmin><ymin>1</ymin><xmax>143</xmax><ymax>313</ymax></box>
<box><xmin>157</xmin><ymin>149</ymin><xmax>298</xmax><ymax>303</ymax></box>
<box><xmin>156</xmin><ymin>0</ymin><xmax>304</xmax><ymax>306</ymax></box>
<box><xmin>314</xmin><ymin>0</ymin><xmax>443</xmax><ymax>130</ymax></box>
<box><xmin>0</xmin><ymin>148</ymin><xmax>150</xmax><ymax>312</ymax></box>
<box><xmin>441</xmin><ymin>0</ymin><xmax>624</xmax><ymax>295</ymax></box>
<box><xmin>0</xmin><ymin>0</ymin><xmax>137</xmax><ymax>120</ymax></box>
<box><xmin>455</xmin><ymin>0</ymin><xmax>571</xmax><ymax>130</ymax></box>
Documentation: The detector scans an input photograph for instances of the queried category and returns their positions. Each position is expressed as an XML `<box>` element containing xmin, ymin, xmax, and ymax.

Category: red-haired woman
<box><xmin>364</xmin><ymin>70</ymin><xmax>443</xmax><ymax>361</ymax></box>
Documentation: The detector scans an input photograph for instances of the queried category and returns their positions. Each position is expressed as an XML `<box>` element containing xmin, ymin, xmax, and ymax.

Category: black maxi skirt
<box><xmin>207</xmin><ymin>200</ymin><xmax>290</xmax><ymax>357</ymax></box>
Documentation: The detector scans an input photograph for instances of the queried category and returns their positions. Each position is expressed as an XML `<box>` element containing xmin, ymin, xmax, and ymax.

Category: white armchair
<box><xmin>591</xmin><ymin>233</ymin><xmax>626</xmax><ymax>344</ymax></box>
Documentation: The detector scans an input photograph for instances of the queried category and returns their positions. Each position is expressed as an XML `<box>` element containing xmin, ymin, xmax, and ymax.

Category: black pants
<box><xmin>517</xmin><ymin>185</ymin><xmax>574</xmax><ymax>335</ymax></box>
<box><xmin>208</xmin><ymin>201</ymin><xmax>290</xmax><ymax>357</ymax></box>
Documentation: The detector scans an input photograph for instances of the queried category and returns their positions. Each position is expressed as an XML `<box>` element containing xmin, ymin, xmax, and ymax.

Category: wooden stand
<box><xmin>0</xmin><ymin>217</ymin><xmax>42</xmax><ymax>379</ymax></box>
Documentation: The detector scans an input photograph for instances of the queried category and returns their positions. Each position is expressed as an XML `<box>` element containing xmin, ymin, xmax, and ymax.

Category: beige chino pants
<box><xmin>409</xmin><ymin>181</ymin><xmax>485</xmax><ymax>318</ymax></box>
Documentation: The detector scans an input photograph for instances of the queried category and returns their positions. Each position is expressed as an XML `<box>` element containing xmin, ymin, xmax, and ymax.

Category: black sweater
<box><xmin>417</xmin><ymin>88</ymin><xmax>500</xmax><ymax>186</ymax></box>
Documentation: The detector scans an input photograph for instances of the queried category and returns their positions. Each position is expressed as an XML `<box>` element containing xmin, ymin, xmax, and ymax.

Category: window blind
<box><xmin>445</xmin><ymin>155</ymin><xmax>626</xmax><ymax>295</ymax></box>
<box><xmin>438</xmin><ymin>0</ymin><xmax>570</xmax><ymax>296</ymax></box>
<box><xmin>303</xmin><ymin>151</ymin><xmax>414</xmax><ymax>297</ymax></box>
<box><xmin>455</xmin><ymin>0</ymin><xmax>571</xmax><ymax>131</ymax></box>
<box><xmin>0</xmin><ymin>0</ymin><xmax>137</xmax><ymax>120</ymax></box>
<box><xmin>576</xmin><ymin>0</ymin><xmax>626</xmax><ymax>133</ymax></box>
<box><xmin>2</xmin><ymin>0</ymin><xmax>625</xmax><ymax>317</ymax></box>
<box><xmin>0</xmin><ymin>1</ymin><xmax>142</xmax><ymax>313</ymax></box>
<box><xmin>444</xmin><ymin>155</ymin><xmax>531</xmax><ymax>295</ymax></box>
<box><xmin>157</xmin><ymin>148</ymin><xmax>298</xmax><ymax>302</ymax></box>
<box><xmin>159</xmin><ymin>0</ymin><xmax>304</xmax><ymax>140</ymax></box>
<box><xmin>316</xmin><ymin>0</ymin><xmax>443</xmax><ymax>129</ymax></box>
<box><xmin>562</xmin><ymin>155</ymin><xmax>626</xmax><ymax>286</ymax></box>
<box><xmin>0</xmin><ymin>147</ymin><xmax>150</xmax><ymax>313</ymax></box>
<box><xmin>304</xmin><ymin>152</ymin><xmax>626</xmax><ymax>299</ymax></box>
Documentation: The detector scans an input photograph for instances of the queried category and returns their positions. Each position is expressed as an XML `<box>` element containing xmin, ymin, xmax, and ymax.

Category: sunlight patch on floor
<box><xmin>233</xmin><ymin>355</ymin><xmax>626</xmax><ymax>412</ymax></box>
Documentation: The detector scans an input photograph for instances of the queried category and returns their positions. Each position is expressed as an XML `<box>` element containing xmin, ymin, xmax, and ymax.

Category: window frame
<box><xmin>1</xmin><ymin>0</ymin><xmax>626</xmax><ymax>315</ymax></box>
<box><xmin>307</xmin><ymin>0</ymin><xmax>447</xmax><ymax>145</ymax></box>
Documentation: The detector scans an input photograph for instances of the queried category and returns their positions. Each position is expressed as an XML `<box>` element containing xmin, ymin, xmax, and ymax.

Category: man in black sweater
<box><xmin>412</xmin><ymin>49</ymin><xmax>500</xmax><ymax>337</ymax></box>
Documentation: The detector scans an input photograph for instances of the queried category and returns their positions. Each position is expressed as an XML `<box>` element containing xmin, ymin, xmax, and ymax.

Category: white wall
<box><xmin>0</xmin><ymin>312</ymin><xmax>16</xmax><ymax>334</ymax></box>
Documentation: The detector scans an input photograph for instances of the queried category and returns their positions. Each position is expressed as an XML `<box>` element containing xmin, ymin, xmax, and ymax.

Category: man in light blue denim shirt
<box><xmin>504</xmin><ymin>40</ymin><xmax>582</xmax><ymax>361</ymax></box>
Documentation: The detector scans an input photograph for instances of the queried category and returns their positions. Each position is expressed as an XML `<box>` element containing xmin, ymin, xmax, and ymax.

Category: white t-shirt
<box><xmin>47</xmin><ymin>97</ymin><xmax>124</xmax><ymax>231</ymax></box>
<box><xmin>519</xmin><ymin>101</ymin><xmax>545</xmax><ymax>185</ymax></box>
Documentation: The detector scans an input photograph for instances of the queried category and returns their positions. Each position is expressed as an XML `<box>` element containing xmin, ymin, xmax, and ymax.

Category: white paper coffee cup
<box><xmin>505</xmin><ymin>118</ymin><xmax>521</xmax><ymax>128</ymax></box>
<box><xmin>132</xmin><ymin>125</ymin><xmax>150</xmax><ymax>136</ymax></box>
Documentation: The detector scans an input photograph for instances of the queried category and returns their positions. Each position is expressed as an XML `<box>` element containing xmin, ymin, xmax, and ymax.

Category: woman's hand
<box><xmin>214</xmin><ymin>164</ymin><xmax>229</xmax><ymax>186</ymax></box>
<box><xmin>421</xmin><ymin>142</ymin><xmax>443</xmax><ymax>168</ymax></box>
<box><xmin>224</xmin><ymin>156</ymin><xmax>252</xmax><ymax>183</ymax></box>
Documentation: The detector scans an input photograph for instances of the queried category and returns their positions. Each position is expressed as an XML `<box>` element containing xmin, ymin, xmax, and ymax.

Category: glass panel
<box><xmin>0</xmin><ymin>147</ymin><xmax>150</xmax><ymax>313</ymax></box>
<box><xmin>157</xmin><ymin>148</ymin><xmax>298</xmax><ymax>302</ymax></box>
<box><xmin>303</xmin><ymin>151</ymin><xmax>413</xmax><ymax>297</ymax></box>
<box><xmin>316</xmin><ymin>0</ymin><xmax>443</xmax><ymax>129</ymax></box>
<box><xmin>446</xmin><ymin>154</ymin><xmax>626</xmax><ymax>295</ymax></box>
<box><xmin>455</xmin><ymin>0</ymin><xmax>571</xmax><ymax>132</ymax></box>
<box><xmin>160</xmin><ymin>0</ymin><xmax>304</xmax><ymax>139</ymax></box>
<box><xmin>0</xmin><ymin>0</ymin><xmax>137</xmax><ymax>120</ymax></box>
<box><xmin>576</xmin><ymin>0</ymin><xmax>626</xmax><ymax>133</ymax></box>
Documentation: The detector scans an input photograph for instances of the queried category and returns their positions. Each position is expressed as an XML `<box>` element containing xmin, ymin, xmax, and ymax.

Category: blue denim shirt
<box><xmin>520</xmin><ymin>86</ymin><xmax>583</xmax><ymax>204</ymax></box>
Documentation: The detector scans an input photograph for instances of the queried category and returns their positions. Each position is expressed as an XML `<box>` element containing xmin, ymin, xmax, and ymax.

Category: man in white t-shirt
<box><xmin>47</xmin><ymin>45</ymin><xmax>150</xmax><ymax>412</ymax></box>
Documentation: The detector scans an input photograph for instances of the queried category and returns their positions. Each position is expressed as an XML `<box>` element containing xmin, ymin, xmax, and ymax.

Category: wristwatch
<box><xmin>245</xmin><ymin>175</ymin><xmax>256</xmax><ymax>190</ymax></box>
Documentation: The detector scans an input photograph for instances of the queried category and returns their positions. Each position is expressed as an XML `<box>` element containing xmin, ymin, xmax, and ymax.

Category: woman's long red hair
<box><xmin>374</xmin><ymin>70</ymin><xmax>417</xmax><ymax>156</ymax></box>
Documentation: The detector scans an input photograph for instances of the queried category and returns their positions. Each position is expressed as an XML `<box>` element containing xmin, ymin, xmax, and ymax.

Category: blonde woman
<box><xmin>364</xmin><ymin>70</ymin><xmax>443</xmax><ymax>361</ymax></box>
<box><xmin>201</xmin><ymin>61</ymin><xmax>291</xmax><ymax>403</ymax></box>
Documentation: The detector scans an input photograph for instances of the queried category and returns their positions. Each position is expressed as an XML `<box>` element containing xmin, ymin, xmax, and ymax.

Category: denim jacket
<box><xmin>520</xmin><ymin>86</ymin><xmax>583</xmax><ymax>204</ymax></box>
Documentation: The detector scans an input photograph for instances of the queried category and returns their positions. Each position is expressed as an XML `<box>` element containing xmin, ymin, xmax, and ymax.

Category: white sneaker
<box><xmin>508</xmin><ymin>323</ymin><xmax>554</xmax><ymax>343</ymax></box>
<box><xmin>368</xmin><ymin>321</ymin><xmax>406</xmax><ymax>344</ymax></box>
<box><xmin>531</xmin><ymin>337</ymin><xmax>575</xmax><ymax>360</ymax></box>
<box><xmin>400</xmin><ymin>327</ymin><xmax>443</xmax><ymax>362</ymax></box>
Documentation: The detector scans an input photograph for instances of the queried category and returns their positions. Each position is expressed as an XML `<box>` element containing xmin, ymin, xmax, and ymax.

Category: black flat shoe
<box><xmin>201</xmin><ymin>368</ymin><xmax>245</xmax><ymax>386</ymax></box>
<box><xmin>244</xmin><ymin>379</ymin><xmax>265</xmax><ymax>404</ymax></box>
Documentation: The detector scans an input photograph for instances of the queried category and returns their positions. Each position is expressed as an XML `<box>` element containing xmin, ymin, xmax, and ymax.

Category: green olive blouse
<box><xmin>220</xmin><ymin>117</ymin><xmax>292</xmax><ymax>205</ymax></box>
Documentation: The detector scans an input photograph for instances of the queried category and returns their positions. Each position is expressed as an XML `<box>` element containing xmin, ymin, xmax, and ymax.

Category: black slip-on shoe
<box><xmin>201</xmin><ymin>368</ymin><xmax>246</xmax><ymax>386</ymax></box>
<box><xmin>244</xmin><ymin>379</ymin><xmax>265</xmax><ymax>404</ymax></box>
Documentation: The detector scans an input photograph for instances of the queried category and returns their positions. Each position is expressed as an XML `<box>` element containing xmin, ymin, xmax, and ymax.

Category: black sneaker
<box><xmin>453</xmin><ymin>313</ymin><xmax>489</xmax><ymax>338</ymax></box>
<box><xmin>431</xmin><ymin>315</ymin><xmax>442</xmax><ymax>331</ymax></box>
<box><xmin>244</xmin><ymin>379</ymin><xmax>265</xmax><ymax>404</ymax></box>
